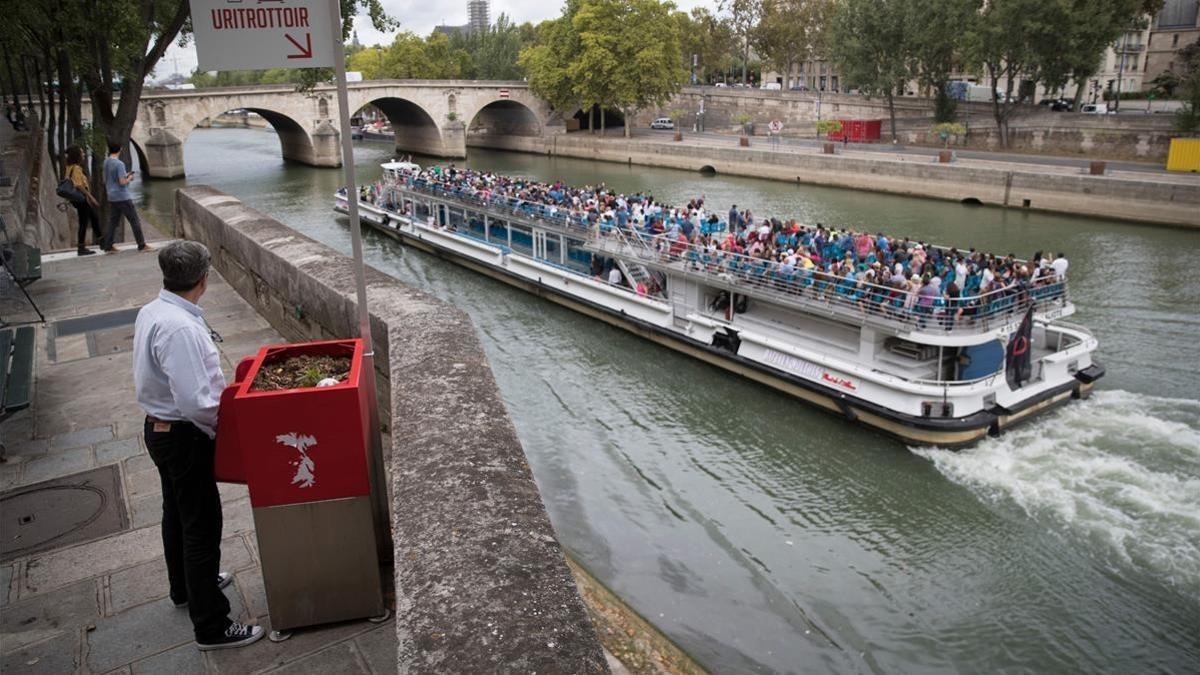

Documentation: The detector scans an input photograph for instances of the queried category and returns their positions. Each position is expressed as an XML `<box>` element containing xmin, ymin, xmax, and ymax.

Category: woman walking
<box><xmin>65</xmin><ymin>146</ymin><xmax>101</xmax><ymax>256</ymax></box>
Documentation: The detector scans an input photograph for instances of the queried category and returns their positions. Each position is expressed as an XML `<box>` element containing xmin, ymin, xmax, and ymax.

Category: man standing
<box><xmin>133</xmin><ymin>241</ymin><xmax>263</xmax><ymax>651</ymax></box>
<box><xmin>103</xmin><ymin>143</ymin><xmax>151</xmax><ymax>253</ymax></box>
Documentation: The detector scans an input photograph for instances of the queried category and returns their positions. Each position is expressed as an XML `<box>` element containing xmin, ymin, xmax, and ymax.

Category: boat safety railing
<box><xmin>389</xmin><ymin>179</ymin><xmax>1070</xmax><ymax>335</ymax></box>
<box><xmin>588</xmin><ymin>231</ymin><xmax>1069</xmax><ymax>335</ymax></box>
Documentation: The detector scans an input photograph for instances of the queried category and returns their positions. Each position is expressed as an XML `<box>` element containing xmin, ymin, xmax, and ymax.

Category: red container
<box><xmin>827</xmin><ymin>119</ymin><xmax>882</xmax><ymax>143</ymax></box>
<box><xmin>213</xmin><ymin>339</ymin><xmax>371</xmax><ymax>509</ymax></box>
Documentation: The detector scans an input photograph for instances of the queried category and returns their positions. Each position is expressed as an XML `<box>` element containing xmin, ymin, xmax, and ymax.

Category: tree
<box><xmin>1174</xmin><ymin>38</ymin><xmax>1200</xmax><ymax>133</ymax></box>
<box><xmin>6</xmin><ymin>0</ymin><xmax>392</xmax><ymax>216</ymax></box>
<box><xmin>1034</xmin><ymin>0</ymin><xmax>1150</xmax><ymax>111</ymax></box>
<box><xmin>903</xmin><ymin>0</ymin><xmax>980</xmax><ymax>122</ymax></box>
<box><xmin>675</xmin><ymin>7</ymin><xmax>736</xmax><ymax>84</ymax></box>
<box><xmin>827</xmin><ymin>0</ymin><xmax>909</xmax><ymax>141</ymax></box>
<box><xmin>347</xmin><ymin>47</ymin><xmax>388</xmax><ymax>80</ymax></box>
<box><xmin>519</xmin><ymin>3</ymin><xmax>585</xmax><ymax>118</ymax></box>
<box><xmin>719</xmin><ymin>0</ymin><xmax>762</xmax><ymax>85</ymax></box>
<box><xmin>571</xmin><ymin>0</ymin><xmax>686</xmax><ymax>137</ymax></box>
<box><xmin>963</xmin><ymin>0</ymin><xmax>1059</xmax><ymax>147</ymax></box>
<box><xmin>755</xmin><ymin>0</ymin><xmax>832</xmax><ymax>88</ymax></box>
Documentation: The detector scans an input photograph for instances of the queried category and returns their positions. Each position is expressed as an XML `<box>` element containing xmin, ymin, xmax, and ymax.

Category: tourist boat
<box><xmin>334</xmin><ymin>167</ymin><xmax>1104</xmax><ymax>447</ymax></box>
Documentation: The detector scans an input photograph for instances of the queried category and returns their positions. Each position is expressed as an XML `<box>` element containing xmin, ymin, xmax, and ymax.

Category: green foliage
<box><xmin>1175</xmin><ymin>38</ymin><xmax>1200</xmax><ymax>134</ymax></box>
<box><xmin>1148</xmin><ymin>71</ymin><xmax>1181</xmax><ymax>98</ymax></box>
<box><xmin>298</xmin><ymin>367</ymin><xmax>325</xmax><ymax>389</ymax></box>
<box><xmin>519</xmin><ymin>8</ymin><xmax>583</xmax><ymax>112</ymax></box>
<box><xmin>448</xmin><ymin>14</ymin><xmax>531</xmax><ymax>80</ymax></box>
<box><xmin>755</xmin><ymin>0</ymin><xmax>832</xmax><ymax>81</ymax></box>
<box><xmin>932</xmin><ymin>121</ymin><xmax>966</xmax><ymax>147</ymax></box>
<box><xmin>675</xmin><ymin>8</ymin><xmax>736</xmax><ymax>83</ymax></box>
<box><xmin>815</xmin><ymin>119</ymin><xmax>842</xmax><ymax>134</ymax></box>
<box><xmin>827</xmin><ymin>0</ymin><xmax>908</xmax><ymax>138</ymax></box>
<box><xmin>189</xmin><ymin>69</ymin><xmax>303</xmax><ymax>87</ymax></box>
<box><xmin>522</xmin><ymin>0</ymin><xmax>685</xmax><ymax>132</ymax></box>
<box><xmin>903</xmin><ymin>0</ymin><xmax>979</xmax><ymax>122</ymax></box>
<box><xmin>719</xmin><ymin>0</ymin><xmax>762</xmax><ymax>84</ymax></box>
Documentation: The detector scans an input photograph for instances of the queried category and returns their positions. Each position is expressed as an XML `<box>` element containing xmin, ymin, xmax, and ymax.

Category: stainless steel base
<box><xmin>253</xmin><ymin>495</ymin><xmax>384</xmax><ymax>632</ymax></box>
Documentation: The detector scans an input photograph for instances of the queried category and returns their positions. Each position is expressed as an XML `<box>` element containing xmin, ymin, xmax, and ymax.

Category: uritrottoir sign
<box><xmin>189</xmin><ymin>0</ymin><xmax>335</xmax><ymax>71</ymax></box>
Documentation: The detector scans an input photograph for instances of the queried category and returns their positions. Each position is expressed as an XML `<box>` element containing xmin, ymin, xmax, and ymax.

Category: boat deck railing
<box><xmin>386</xmin><ymin>180</ymin><xmax>1070</xmax><ymax>336</ymax></box>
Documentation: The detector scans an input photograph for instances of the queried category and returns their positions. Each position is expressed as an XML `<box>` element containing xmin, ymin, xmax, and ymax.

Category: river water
<box><xmin>136</xmin><ymin>128</ymin><xmax>1199</xmax><ymax>673</ymax></box>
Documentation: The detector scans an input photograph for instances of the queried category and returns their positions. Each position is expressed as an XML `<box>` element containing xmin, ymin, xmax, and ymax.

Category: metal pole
<box><xmin>326</xmin><ymin>0</ymin><xmax>393</xmax><ymax>563</ymax></box>
<box><xmin>1113</xmin><ymin>31</ymin><xmax>1126</xmax><ymax>113</ymax></box>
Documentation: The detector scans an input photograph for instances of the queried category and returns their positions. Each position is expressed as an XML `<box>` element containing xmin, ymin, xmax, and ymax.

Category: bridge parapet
<box><xmin>82</xmin><ymin>81</ymin><xmax>550</xmax><ymax>178</ymax></box>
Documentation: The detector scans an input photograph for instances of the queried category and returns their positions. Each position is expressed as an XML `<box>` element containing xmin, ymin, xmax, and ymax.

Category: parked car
<box><xmin>1039</xmin><ymin>98</ymin><xmax>1072</xmax><ymax>111</ymax></box>
<box><xmin>650</xmin><ymin>117</ymin><xmax>675</xmax><ymax>130</ymax></box>
<box><xmin>789</xmin><ymin>84</ymin><xmax>808</xmax><ymax>91</ymax></box>
<box><xmin>714</xmin><ymin>82</ymin><xmax>728</xmax><ymax>88</ymax></box>
<box><xmin>761</xmin><ymin>82</ymin><xmax>782</xmax><ymax>91</ymax></box>
<box><xmin>1080</xmin><ymin>103</ymin><xmax>1109</xmax><ymax>114</ymax></box>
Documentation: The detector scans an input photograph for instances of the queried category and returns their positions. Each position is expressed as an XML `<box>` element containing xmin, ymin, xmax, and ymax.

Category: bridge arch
<box><xmin>354</xmin><ymin>96</ymin><xmax>450</xmax><ymax>158</ymax></box>
<box><xmin>465</xmin><ymin>99</ymin><xmax>543</xmax><ymax>142</ymax></box>
<box><xmin>180</xmin><ymin>107</ymin><xmax>328</xmax><ymax>168</ymax></box>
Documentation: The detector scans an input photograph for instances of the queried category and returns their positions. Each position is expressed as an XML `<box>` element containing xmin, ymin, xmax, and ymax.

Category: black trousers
<box><xmin>104</xmin><ymin>199</ymin><xmax>147</xmax><ymax>250</ymax></box>
<box><xmin>144</xmin><ymin>419</ymin><xmax>231</xmax><ymax>641</ymax></box>
<box><xmin>72</xmin><ymin>201</ymin><xmax>101</xmax><ymax>249</ymax></box>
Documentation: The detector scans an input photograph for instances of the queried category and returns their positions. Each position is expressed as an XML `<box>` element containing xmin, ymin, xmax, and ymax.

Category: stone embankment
<box><xmin>636</xmin><ymin>87</ymin><xmax>1179</xmax><ymax>161</ymax></box>
<box><xmin>175</xmin><ymin>186</ymin><xmax>610</xmax><ymax>673</ymax></box>
<box><xmin>0</xmin><ymin>119</ymin><xmax>71</xmax><ymax>248</ymax></box>
<box><xmin>473</xmin><ymin>133</ymin><xmax>1200</xmax><ymax>228</ymax></box>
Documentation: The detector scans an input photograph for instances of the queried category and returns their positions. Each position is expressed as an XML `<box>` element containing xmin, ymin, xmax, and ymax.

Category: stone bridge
<box><xmin>85</xmin><ymin>80</ymin><xmax>559</xmax><ymax>178</ymax></box>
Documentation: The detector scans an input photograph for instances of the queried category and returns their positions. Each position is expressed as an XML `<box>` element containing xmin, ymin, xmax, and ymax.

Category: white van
<box><xmin>650</xmin><ymin>117</ymin><xmax>675</xmax><ymax>130</ymax></box>
<box><xmin>761</xmin><ymin>82</ymin><xmax>782</xmax><ymax>91</ymax></box>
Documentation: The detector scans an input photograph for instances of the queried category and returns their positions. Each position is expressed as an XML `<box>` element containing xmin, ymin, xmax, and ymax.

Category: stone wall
<box><xmin>476</xmin><ymin>133</ymin><xmax>1199</xmax><ymax>228</ymax></box>
<box><xmin>0</xmin><ymin>121</ymin><xmax>72</xmax><ymax>249</ymax></box>
<box><xmin>173</xmin><ymin>186</ymin><xmax>609</xmax><ymax>673</ymax></box>
<box><xmin>634</xmin><ymin>87</ymin><xmax>1179</xmax><ymax>161</ymax></box>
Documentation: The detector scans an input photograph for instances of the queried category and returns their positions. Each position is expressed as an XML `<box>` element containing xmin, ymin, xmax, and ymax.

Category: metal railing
<box><xmin>388</xmin><ymin>179</ymin><xmax>1070</xmax><ymax>335</ymax></box>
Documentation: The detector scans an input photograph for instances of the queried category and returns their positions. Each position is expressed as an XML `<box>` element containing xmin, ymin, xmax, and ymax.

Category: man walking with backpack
<box><xmin>103</xmin><ymin>142</ymin><xmax>152</xmax><ymax>253</ymax></box>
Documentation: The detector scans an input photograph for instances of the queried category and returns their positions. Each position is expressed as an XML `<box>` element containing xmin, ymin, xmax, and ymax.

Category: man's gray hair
<box><xmin>159</xmin><ymin>240</ymin><xmax>211</xmax><ymax>292</ymax></box>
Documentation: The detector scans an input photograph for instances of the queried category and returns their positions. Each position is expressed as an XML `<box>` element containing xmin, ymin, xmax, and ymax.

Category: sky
<box><xmin>156</xmin><ymin>0</ymin><xmax>713</xmax><ymax>81</ymax></box>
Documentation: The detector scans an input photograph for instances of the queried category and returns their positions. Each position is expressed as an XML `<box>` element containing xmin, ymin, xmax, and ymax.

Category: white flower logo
<box><xmin>275</xmin><ymin>432</ymin><xmax>317</xmax><ymax>488</ymax></box>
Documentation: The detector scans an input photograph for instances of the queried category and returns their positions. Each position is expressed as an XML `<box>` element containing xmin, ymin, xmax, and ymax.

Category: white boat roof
<box><xmin>381</xmin><ymin>161</ymin><xmax>420</xmax><ymax>173</ymax></box>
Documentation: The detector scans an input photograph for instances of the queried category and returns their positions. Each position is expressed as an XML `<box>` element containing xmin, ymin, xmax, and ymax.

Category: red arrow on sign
<box><xmin>285</xmin><ymin>33</ymin><xmax>313</xmax><ymax>60</ymax></box>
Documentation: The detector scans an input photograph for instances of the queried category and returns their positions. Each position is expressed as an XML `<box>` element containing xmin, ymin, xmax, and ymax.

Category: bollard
<box><xmin>1089</xmin><ymin>160</ymin><xmax>1106</xmax><ymax>175</ymax></box>
<box><xmin>823</xmin><ymin>142</ymin><xmax>836</xmax><ymax>155</ymax></box>
<box><xmin>739</xmin><ymin>136</ymin><xmax>750</xmax><ymax>147</ymax></box>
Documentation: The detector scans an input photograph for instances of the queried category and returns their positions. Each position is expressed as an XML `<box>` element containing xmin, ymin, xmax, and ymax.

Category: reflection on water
<box><xmin>136</xmin><ymin>128</ymin><xmax>1200</xmax><ymax>673</ymax></box>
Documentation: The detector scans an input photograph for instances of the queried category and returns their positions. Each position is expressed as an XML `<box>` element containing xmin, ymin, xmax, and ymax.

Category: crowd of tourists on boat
<box><xmin>348</xmin><ymin>165</ymin><xmax>1069</xmax><ymax>328</ymax></box>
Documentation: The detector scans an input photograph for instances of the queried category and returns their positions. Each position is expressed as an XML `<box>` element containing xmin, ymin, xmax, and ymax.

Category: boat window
<box><xmin>564</xmin><ymin>238</ymin><xmax>592</xmax><ymax>274</ymax></box>
<box><xmin>489</xmin><ymin>220</ymin><xmax>508</xmax><ymax>244</ymax></box>
<box><xmin>509</xmin><ymin>224</ymin><xmax>533</xmax><ymax>256</ymax></box>
<box><xmin>465</xmin><ymin>212</ymin><xmax>487</xmax><ymax>239</ymax></box>
<box><xmin>544</xmin><ymin>233</ymin><xmax>562</xmax><ymax>265</ymax></box>
<box><xmin>446</xmin><ymin>207</ymin><xmax>465</xmax><ymax>229</ymax></box>
<box><xmin>958</xmin><ymin>340</ymin><xmax>1003</xmax><ymax>380</ymax></box>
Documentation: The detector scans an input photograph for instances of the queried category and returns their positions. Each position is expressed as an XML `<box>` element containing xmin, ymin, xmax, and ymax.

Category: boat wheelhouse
<box><xmin>335</xmin><ymin>170</ymin><xmax>1103</xmax><ymax>447</ymax></box>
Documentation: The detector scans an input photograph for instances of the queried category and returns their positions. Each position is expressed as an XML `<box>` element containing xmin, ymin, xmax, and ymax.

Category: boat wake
<box><xmin>913</xmin><ymin>390</ymin><xmax>1200</xmax><ymax>601</ymax></box>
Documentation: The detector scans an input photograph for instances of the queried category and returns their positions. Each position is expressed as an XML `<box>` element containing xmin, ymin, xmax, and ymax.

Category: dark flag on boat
<box><xmin>1006</xmin><ymin>304</ymin><xmax>1034</xmax><ymax>388</ymax></box>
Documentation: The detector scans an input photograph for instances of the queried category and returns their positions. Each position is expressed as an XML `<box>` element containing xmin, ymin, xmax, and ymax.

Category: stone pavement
<box><xmin>1</xmin><ymin>235</ymin><xmax>399</xmax><ymax>674</ymax></box>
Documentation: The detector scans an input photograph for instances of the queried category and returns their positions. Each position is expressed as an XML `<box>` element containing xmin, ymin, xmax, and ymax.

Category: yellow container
<box><xmin>1166</xmin><ymin>138</ymin><xmax>1200</xmax><ymax>172</ymax></box>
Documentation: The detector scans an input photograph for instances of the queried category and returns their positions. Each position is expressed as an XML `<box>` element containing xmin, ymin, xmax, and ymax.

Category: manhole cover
<box><xmin>0</xmin><ymin>465</ymin><xmax>129</xmax><ymax>562</ymax></box>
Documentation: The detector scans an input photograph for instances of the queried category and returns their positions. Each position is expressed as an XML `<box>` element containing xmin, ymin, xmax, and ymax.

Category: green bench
<box><xmin>7</xmin><ymin>243</ymin><xmax>42</xmax><ymax>285</ymax></box>
<box><xmin>1</xmin><ymin>326</ymin><xmax>35</xmax><ymax>458</ymax></box>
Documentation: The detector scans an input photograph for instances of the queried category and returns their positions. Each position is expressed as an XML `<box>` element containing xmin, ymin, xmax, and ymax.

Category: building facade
<box><xmin>468</xmin><ymin>0</ymin><xmax>490</xmax><ymax>34</ymax></box>
<box><xmin>1144</xmin><ymin>0</ymin><xmax>1200</xmax><ymax>90</ymax></box>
